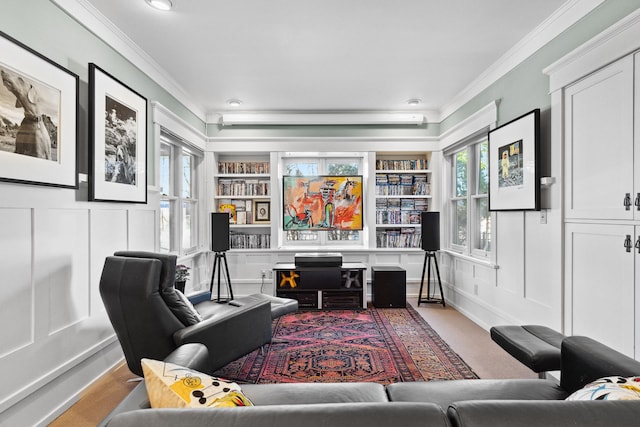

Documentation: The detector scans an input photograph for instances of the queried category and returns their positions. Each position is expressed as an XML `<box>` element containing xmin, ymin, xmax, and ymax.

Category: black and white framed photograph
<box><xmin>89</xmin><ymin>63</ymin><xmax>147</xmax><ymax>203</ymax></box>
<box><xmin>254</xmin><ymin>200</ymin><xmax>271</xmax><ymax>223</ymax></box>
<box><xmin>488</xmin><ymin>108</ymin><xmax>540</xmax><ymax>211</ymax></box>
<box><xmin>0</xmin><ymin>31</ymin><xmax>78</xmax><ymax>188</ymax></box>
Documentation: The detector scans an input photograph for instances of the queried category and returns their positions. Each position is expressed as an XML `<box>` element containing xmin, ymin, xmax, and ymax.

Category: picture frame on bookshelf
<box><xmin>254</xmin><ymin>200</ymin><xmax>270</xmax><ymax>223</ymax></box>
<box><xmin>219</xmin><ymin>203</ymin><xmax>236</xmax><ymax>223</ymax></box>
<box><xmin>488</xmin><ymin>108</ymin><xmax>540</xmax><ymax>211</ymax></box>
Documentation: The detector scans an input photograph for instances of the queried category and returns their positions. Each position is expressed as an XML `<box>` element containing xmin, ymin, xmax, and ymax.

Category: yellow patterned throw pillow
<box><xmin>141</xmin><ymin>358</ymin><xmax>253</xmax><ymax>408</ymax></box>
<box><xmin>566</xmin><ymin>376</ymin><xmax>640</xmax><ymax>401</ymax></box>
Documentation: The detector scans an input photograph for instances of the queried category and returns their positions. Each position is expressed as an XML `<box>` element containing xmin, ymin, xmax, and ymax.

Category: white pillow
<box><xmin>566</xmin><ymin>376</ymin><xmax>640</xmax><ymax>401</ymax></box>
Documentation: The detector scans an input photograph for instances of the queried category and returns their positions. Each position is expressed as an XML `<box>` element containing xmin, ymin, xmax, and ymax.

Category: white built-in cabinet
<box><xmin>563</xmin><ymin>52</ymin><xmax>640</xmax><ymax>358</ymax></box>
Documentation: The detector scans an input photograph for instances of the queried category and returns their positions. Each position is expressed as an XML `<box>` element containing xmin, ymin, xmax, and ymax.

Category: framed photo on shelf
<box><xmin>254</xmin><ymin>200</ymin><xmax>270</xmax><ymax>223</ymax></box>
<box><xmin>0</xmin><ymin>31</ymin><xmax>79</xmax><ymax>188</ymax></box>
<box><xmin>89</xmin><ymin>63</ymin><xmax>147</xmax><ymax>203</ymax></box>
<box><xmin>488</xmin><ymin>108</ymin><xmax>540</xmax><ymax>211</ymax></box>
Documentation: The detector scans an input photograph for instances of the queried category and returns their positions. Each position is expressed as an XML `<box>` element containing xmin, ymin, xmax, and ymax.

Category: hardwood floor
<box><xmin>49</xmin><ymin>299</ymin><xmax>534</xmax><ymax>426</ymax></box>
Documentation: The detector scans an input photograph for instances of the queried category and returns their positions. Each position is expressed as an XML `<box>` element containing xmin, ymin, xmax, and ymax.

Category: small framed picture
<box><xmin>488</xmin><ymin>108</ymin><xmax>540</xmax><ymax>211</ymax></box>
<box><xmin>254</xmin><ymin>200</ymin><xmax>270</xmax><ymax>223</ymax></box>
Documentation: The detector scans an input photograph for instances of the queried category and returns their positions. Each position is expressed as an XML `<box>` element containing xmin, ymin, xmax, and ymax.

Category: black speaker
<box><xmin>211</xmin><ymin>212</ymin><xmax>230</xmax><ymax>252</ymax></box>
<box><xmin>372</xmin><ymin>266</ymin><xmax>406</xmax><ymax>308</ymax></box>
<box><xmin>421</xmin><ymin>211</ymin><xmax>440</xmax><ymax>251</ymax></box>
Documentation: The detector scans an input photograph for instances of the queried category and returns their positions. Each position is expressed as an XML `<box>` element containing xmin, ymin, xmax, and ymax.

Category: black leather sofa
<box><xmin>103</xmin><ymin>335</ymin><xmax>640</xmax><ymax>426</ymax></box>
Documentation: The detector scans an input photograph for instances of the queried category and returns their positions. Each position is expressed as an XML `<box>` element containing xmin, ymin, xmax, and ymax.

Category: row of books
<box><xmin>376</xmin><ymin>228</ymin><xmax>422</xmax><ymax>248</ymax></box>
<box><xmin>375</xmin><ymin>174</ymin><xmax>430</xmax><ymax>196</ymax></box>
<box><xmin>218</xmin><ymin>161</ymin><xmax>270</xmax><ymax>175</ymax></box>
<box><xmin>376</xmin><ymin>198</ymin><xmax>429</xmax><ymax>211</ymax></box>
<box><xmin>375</xmin><ymin>159</ymin><xmax>428</xmax><ymax>171</ymax></box>
<box><xmin>376</xmin><ymin>211</ymin><xmax>423</xmax><ymax>225</ymax></box>
<box><xmin>217</xmin><ymin>179</ymin><xmax>270</xmax><ymax>196</ymax></box>
<box><xmin>229</xmin><ymin>233</ymin><xmax>271</xmax><ymax>249</ymax></box>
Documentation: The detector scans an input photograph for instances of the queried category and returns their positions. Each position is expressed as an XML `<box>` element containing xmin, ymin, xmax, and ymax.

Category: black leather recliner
<box><xmin>99</xmin><ymin>251</ymin><xmax>272</xmax><ymax>376</ymax></box>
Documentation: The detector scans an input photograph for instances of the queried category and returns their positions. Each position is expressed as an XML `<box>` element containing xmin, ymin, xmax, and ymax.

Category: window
<box><xmin>159</xmin><ymin>132</ymin><xmax>202</xmax><ymax>254</ymax></box>
<box><xmin>281</xmin><ymin>154</ymin><xmax>364</xmax><ymax>247</ymax></box>
<box><xmin>448</xmin><ymin>137</ymin><xmax>491</xmax><ymax>257</ymax></box>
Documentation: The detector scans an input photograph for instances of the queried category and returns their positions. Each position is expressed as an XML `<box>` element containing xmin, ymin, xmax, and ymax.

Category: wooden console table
<box><xmin>273</xmin><ymin>262</ymin><xmax>367</xmax><ymax>309</ymax></box>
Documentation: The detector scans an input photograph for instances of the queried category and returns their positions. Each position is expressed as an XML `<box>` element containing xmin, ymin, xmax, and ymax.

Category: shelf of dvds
<box><xmin>375</xmin><ymin>153</ymin><xmax>432</xmax><ymax>249</ymax></box>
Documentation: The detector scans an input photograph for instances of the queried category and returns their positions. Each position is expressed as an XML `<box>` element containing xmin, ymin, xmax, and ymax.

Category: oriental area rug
<box><xmin>214</xmin><ymin>304</ymin><xmax>478</xmax><ymax>384</ymax></box>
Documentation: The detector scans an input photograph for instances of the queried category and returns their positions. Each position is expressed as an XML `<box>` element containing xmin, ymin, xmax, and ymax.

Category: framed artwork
<box><xmin>254</xmin><ymin>200</ymin><xmax>271</xmax><ymax>223</ymax></box>
<box><xmin>488</xmin><ymin>108</ymin><xmax>540</xmax><ymax>211</ymax></box>
<box><xmin>0</xmin><ymin>31</ymin><xmax>78</xmax><ymax>188</ymax></box>
<box><xmin>89</xmin><ymin>63</ymin><xmax>147</xmax><ymax>203</ymax></box>
<box><xmin>283</xmin><ymin>175</ymin><xmax>363</xmax><ymax>230</ymax></box>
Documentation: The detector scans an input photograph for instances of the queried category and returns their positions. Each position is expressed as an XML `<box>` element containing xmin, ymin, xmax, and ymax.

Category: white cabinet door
<box><xmin>564</xmin><ymin>55</ymin><xmax>634</xmax><ymax>220</ymax></box>
<box><xmin>565</xmin><ymin>222</ymin><xmax>636</xmax><ymax>357</ymax></box>
<box><xmin>635</xmin><ymin>53</ymin><xmax>640</xmax><ymax>220</ymax></box>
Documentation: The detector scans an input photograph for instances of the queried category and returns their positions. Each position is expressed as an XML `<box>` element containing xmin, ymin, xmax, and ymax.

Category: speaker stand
<box><xmin>209</xmin><ymin>251</ymin><xmax>234</xmax><ymax>303</ymax></box>
<box><xmin>418</xmin><ymin>251</ymin><xmax>445</xmax><ymax>307</ymax></box>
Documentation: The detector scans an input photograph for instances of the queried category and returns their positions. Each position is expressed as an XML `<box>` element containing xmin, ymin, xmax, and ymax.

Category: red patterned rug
<box><xmin>215</xmin><ymin>304</ymin><xmax>478</xmax><ymax>384</ymax></box>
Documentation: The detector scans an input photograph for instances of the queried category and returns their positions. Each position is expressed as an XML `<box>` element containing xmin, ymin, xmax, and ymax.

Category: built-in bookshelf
<box><xmin>210</xmin><ymin>152</ymin><xmax>435</xmax><ymax>251</ymax></box>
<box><xmin>375</xmin><ymin>153</ymin><xmax>432</xmax><ymax>249</ymax></box>
<box><xmin>213</xmin><ymin>156</ymin><xmax>272</xmax><ymax>250</ymax></box>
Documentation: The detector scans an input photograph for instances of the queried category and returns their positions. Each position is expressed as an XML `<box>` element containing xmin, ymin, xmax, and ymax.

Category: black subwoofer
<box><xmin>211</xmin><ymin>212</ymin><xmax>230</xmax><ymax>252</ymax></box>
<box><xmin>421</xmin><ymin>211</ymin><xmax>440</xmax><ymax>251</ymax></box>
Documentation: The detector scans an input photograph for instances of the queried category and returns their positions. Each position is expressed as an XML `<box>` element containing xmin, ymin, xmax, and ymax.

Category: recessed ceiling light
<box><xmin>227</xmin><ymin>99</ymin><xmax>242</xmax><ymax>107</ymax></box>
<box><xmin>145</xmin><ymin>0</ymin><xmax>173</xmax><ymax>11</ymax></box>
<box><xmin>407</xmin><ymin>98</ymin><xmax>422</xmax><ymax>106</ymax></box>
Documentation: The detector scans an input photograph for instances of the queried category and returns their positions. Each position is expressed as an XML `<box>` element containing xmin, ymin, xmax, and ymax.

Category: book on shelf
<box><xmin>218</xmin><ymin>161</ymin><xmax>270</xmax><ymax>175</ymax></box>
<box><xmin>229</xmin><ymin>232</ymin><xmax>271</xmax><ymax>249</ymax></box>
<box><xmin>375</xmin><ymin>159</ymin><xmax>428</xmax><ymax>171</ymax></box>
<box><xmin>376</xmin><ymin>227</ymin><xmax>422</xmax><ymax>248</ymax></box>
<box><xmin>217</xmin><ymin>178</ymin><xmax>270</xmax><ymax>196</ymax></box>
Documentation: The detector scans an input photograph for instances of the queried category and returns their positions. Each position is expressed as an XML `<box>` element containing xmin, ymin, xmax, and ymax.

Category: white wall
<box><xmin>0</xmin><ymin>181</ymin><xmax>158</xmax><ymax>426</ymax></box>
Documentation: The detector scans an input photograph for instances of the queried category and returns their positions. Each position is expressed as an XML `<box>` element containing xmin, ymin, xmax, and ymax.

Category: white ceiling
<box><xmin>72</xmin><ymin>0</ymin><xmax>575</xmax><ymax>121</ymax></box>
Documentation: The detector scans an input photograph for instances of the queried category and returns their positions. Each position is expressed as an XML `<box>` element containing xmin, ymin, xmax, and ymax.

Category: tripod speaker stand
<box><xmin>210</xmin><ymin>212</ymin><xmax>234</xmax><ymax>303</ymax></box>
<box><xmin>417</xmin><ymin>251</ymin><xmax>445</xmax><ymax>307</ymax></box>
<box><xmin>418</xmin><ymin>211</ymin><xmax>445</xmax><ymax>307</ymax></box>
<box><xmin>209</xmin><ymin>251</ymin><xmax>234</xmax><ymax>303</ymax></box>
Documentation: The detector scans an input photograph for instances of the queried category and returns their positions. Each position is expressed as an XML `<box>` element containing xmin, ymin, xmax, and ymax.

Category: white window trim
<box><xmin>441</xmin><ymin>101</ymin><xmax>497</xmax><ymax>265</ymax></box>
<box><xmin>160</xmin><ymin>133</ymin><xmax>204</xmax><ymax>255</ymax></box>
<box><xmin>153</xmin><ymin>102</ymin><xmax>208</xmax><ymax>255</ymax></box>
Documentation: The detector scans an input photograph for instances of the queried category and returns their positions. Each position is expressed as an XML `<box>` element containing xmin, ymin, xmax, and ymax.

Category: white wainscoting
<box><xmin>0</xmin><ymin>184</ymin><xmax>159</xmax><ymax>425</ymax></box>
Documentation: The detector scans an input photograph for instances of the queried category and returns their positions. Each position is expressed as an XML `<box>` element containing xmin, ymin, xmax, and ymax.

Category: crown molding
<box><xmin>544</xmin><ymin>7</ymin><xmax>640</xmax><ymax>92</ymax></box>
<box><xmin>51</xmin><ymin>0</ymin><xmax>605</xmax><ymax>126</ymax></box>
<box><xmin>51</xmin><ymin>0</ymin><xmax>207</xmax><ymax>121</ymax></box>
<box><xmin>439</xmin><ymin>0</ymin><xmax>605</xmax><ymax>122</ymax></box>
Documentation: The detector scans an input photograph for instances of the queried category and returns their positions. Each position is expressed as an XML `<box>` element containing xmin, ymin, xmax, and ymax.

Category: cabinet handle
<box><xmin>624</xmin><ymin>193</ymin><xmax>632</xmax><ymax>210</ymax></box>
<box><xmin>636</xmin><ymin>236</ymin><xmax>640</xmax><ymax>254</ymax></box>
<box><xmin>636</xmin><ymin>193</ymin><xmax>640</xmax><ymax>211</ymax></box>
<box><xmin>624</xmin><ymin>235</ymin><xmax>632</xmax><ymax>252</ymax></box>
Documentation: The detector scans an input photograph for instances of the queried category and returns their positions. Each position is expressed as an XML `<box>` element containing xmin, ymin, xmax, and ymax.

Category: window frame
<box><xmin>159</xmin><ymin>132</ymin><xmax>203</xmax><ymax>255</ymax></box>
<box><xmin>446</xmin><ymin>134</ymin><xmax>492</xmax><ymax>261</ymax></box>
